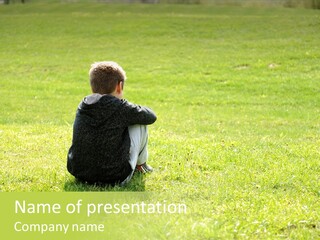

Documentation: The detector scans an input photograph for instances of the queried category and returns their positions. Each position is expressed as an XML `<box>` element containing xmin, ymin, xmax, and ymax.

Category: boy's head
<box><xmin>89</xmin><ymin>61</ymin><xmax>126</xmax><ymax>98</ymax></box>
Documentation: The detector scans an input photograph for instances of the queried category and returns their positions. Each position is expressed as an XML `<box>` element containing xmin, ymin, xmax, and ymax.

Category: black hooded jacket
<box><xmin>67</xmin><ymin>94</ymin><xmax>157</xmax><ymax>184</ymax></box>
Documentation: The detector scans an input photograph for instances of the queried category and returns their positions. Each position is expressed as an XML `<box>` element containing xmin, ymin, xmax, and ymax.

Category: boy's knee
<box><xmin>128</xmin><ymin>125</ymin><xmax>147</xmax><ymax>136</ymax></box>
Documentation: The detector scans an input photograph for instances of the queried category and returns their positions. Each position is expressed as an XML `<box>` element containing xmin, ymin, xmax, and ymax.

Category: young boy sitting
<box><xmin>67</xmin><ymin>61</ymin><xmax>157</xmax><ymax>185</ymax></box>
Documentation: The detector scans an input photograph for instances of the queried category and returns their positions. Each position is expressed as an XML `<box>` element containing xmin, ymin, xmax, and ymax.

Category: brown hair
<box><xmin>89</xmin><ymin>61</ymin><xmax>126</xmax><ymax>94</ymax></box>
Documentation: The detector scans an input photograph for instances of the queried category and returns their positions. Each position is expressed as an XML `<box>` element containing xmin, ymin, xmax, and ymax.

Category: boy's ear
<box><xmin>116</xmin><ymin>81</ymin><xmax>123</xmax><ymax>93</ymax></box>
<box><xmin>120</xmin><ymin>81</ymin><xmax>124</xmax><ymax>91</ymax></box>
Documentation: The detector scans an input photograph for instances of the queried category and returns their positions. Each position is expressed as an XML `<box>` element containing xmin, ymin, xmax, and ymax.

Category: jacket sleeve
<box><xmin>120</xmin><ymin>99</ymin><xmax>157</xmax><ymax>126</ymax></box>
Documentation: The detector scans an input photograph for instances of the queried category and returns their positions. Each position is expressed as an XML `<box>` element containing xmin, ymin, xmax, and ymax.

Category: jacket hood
<box><xmin>77</xmin><ymin>94</ymin><xmax>122</xmax><ymax>127</ymax></box>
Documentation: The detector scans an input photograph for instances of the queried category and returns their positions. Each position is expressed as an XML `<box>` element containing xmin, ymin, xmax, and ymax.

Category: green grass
<box><xmin>0</xmin><ymin>2</ymin><xmax>319</xmax><ymax>239</ymax></box>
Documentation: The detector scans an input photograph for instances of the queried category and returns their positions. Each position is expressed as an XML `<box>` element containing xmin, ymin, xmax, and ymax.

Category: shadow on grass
<box><xmin>63</xmin><ymin>173</ymin><xmax>146</xmax><ymax>192</ymax></box>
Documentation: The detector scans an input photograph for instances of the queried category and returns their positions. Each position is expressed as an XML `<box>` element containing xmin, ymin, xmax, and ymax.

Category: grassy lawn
<box><xmin>0</xmin><ymin>2</ymin><xmax>319</xmax><ymax>239</ymax></box>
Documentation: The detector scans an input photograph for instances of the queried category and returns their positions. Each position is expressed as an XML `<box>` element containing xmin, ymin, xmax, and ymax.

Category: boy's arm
<box><xmin>120</xmin><ymin>100</ymin><xmax>157</xmax><ymax>126</ymax></box>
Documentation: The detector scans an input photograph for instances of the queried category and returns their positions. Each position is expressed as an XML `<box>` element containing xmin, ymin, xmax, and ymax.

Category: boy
<box><xmin>67</xmin><ymin>61</ymin><xmax>157</xmax><ymax>185</ymax></box>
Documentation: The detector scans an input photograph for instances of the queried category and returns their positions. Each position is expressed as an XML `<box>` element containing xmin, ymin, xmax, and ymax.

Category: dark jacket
<box><xmin>67</xmin><ymin>94</ymin><xmax>157</xmax><ymax>184</ymax></box>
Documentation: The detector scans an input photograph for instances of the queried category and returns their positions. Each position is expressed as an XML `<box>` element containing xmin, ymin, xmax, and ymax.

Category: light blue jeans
<box><xmin>121</xmin><ymin>125</ymin><xmax>148</xmax><ymax>185</ymax></box>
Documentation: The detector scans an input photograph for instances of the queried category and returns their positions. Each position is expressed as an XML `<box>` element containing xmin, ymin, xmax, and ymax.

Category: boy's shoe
<box><xmin>135</xmin><ymin>163</ymin><xmax>153</xmax><ymax>173</ymax></box>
